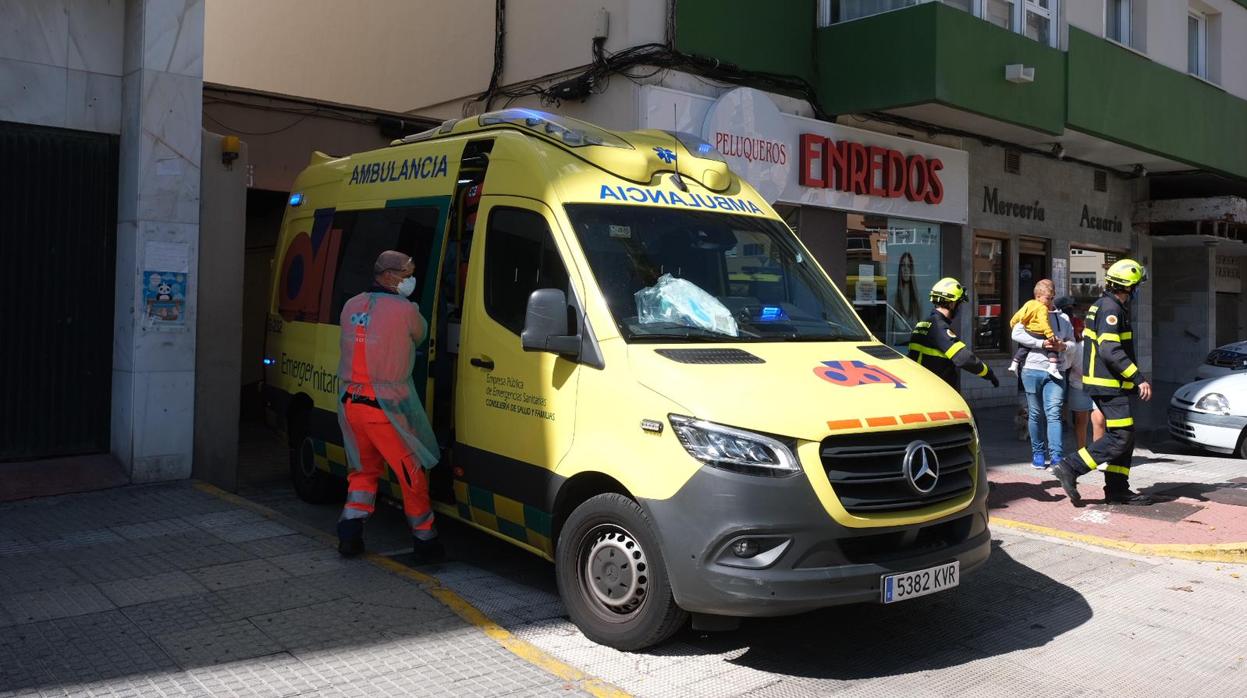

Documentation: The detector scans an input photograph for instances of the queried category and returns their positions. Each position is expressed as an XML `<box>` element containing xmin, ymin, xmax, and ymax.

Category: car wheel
<box><xmin>1237</xmin><ymin>429</ymin><xmax>1247</xmax><ymax>460</ymax></box>
<box><xmin>555</xmin><ymin>493</ymin><xmax>687</xmax><ymax>651</ymax></box>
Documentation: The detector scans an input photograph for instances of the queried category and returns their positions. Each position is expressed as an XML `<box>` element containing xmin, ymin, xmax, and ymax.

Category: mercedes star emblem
<box><xmin>903</xmin><ymin>440</ymin><xmax>940</xmax><ymax>495</ymax></box>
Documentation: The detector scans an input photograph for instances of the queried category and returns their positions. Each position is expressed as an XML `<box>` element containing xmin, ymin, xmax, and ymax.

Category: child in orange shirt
<box><xmin>1008</xmin><ymin>279</ymin><xmax>1062</xmax><ymax>380</ymax></box>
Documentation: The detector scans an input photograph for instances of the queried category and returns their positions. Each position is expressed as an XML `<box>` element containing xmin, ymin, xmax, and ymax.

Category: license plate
<box><xmin>881</xmin><ymin>561</ymin><xmax>959</xmax><ymax>603</ymax></box>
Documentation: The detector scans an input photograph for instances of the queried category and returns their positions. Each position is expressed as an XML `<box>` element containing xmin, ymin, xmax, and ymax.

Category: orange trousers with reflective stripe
<box><xmin>339</xmin><ymin>401</ymin><xmax>436</xmax><ymax>539</ymax></box>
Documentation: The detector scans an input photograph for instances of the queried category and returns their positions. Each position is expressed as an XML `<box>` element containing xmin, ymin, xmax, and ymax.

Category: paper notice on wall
<box><xmin>142</xmin><ymin>269</ymin><xmax>187</xmax><ymax>327</ymax></box>
<box><xmin>1052</xmin><ymin>258</ymin><xmax>1068</xmax><ymax>297</ymax></box>
<box><xmin>145</xmin><ymin>241</ymin><xmax>189</xmax><ymax>273</ymax></box>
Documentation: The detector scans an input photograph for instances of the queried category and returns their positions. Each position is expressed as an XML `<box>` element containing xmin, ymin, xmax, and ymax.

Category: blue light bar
<box><xmin>288</xmin><ymin>192</ymin><xmax>304</xmax><ymax>207</ymax></box>
<box><xmin>262</xmin><ymin>357</ymin><xmax>276</xmax><ymax>366</ymax></box>
<box><xmin>760</xmin><ymin>306</ymin><xmax>784</xmax><ymax>322</ymax></box>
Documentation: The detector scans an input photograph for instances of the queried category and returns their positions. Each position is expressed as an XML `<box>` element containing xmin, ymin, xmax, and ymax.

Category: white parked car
<box><xmin>1195</xmin><ymin>341</ymin><xmax>1247</xmax><ymax>379</ymax></box>
<box><xmin>1169</xmin><ymin>373</ymin><xmax>1247</xmax><ymax>457</ymax></box>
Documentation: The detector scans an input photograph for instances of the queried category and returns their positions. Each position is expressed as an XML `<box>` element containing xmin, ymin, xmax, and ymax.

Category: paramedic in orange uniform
<box><xmin>336</xmin><ymin>250</ymin><xmax>443</xmax><ymax>562</ymax></box>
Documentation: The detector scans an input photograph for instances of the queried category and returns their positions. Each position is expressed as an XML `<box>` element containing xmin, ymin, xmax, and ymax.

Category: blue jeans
<box><xmin>1021</xmin><ymin>368</ymin><xmax>1064</xmax><ymax>462</ymax></box>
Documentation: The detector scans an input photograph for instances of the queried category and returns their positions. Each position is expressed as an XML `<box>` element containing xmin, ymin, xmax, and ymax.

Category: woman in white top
<box><xmin>1011</xmin><ymin>287</ymin><xmax>1076</xmax><ymax>468</ymax></box>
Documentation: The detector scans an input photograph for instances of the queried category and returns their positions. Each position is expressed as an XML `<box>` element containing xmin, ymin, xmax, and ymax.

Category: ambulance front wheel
<box><xmin>287</xmin><ymin>408</ymin><xmax>342</xmax><ymax>505</ymax></box>
<box><xmin>556</xmin><ymin>493</ymin><xmax>687</xmax><ymax>651</ymax></box>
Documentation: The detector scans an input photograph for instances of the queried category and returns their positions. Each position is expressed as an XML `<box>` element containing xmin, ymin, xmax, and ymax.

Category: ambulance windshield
<box><xmin>565</xmin><ymin>204</ymin><xmax>870</xmax><ymax>343</ymax></box>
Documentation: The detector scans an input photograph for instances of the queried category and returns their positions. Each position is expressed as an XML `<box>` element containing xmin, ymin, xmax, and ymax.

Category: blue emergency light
<box><xmin>288</xmin><ymin>192</ymin><xmax>304</xmax><ymax>207</ymax></box>
<box><xmin>760</xmin><ymin>305</ymin><xmax>785</xmax><ymax>322</ymax></box>
<box><xmin>262</xmin><ymin>357</ymin><xmax>276</xmax><ymax>366</ymax></box>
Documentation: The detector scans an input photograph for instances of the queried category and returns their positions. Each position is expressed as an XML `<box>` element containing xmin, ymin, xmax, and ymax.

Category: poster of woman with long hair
<box><xmin>893</xmin><ymin>251</ymin><xmax>921</xmax><ymax>324</ymax></box>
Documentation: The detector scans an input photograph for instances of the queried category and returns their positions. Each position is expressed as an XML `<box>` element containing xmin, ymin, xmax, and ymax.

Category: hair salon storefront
<box><xmin>640</xmin><ymin>86</ymin><xmax>969</xmax><ymax>350</ymax></box>
<box><xmin>963</xmin><ymin>140</ymin><xmax>1141</xmax><ymax>407</ymax></box>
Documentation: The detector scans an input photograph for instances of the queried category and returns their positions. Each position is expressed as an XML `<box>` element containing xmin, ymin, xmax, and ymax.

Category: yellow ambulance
<box><xmin>264</xmin><ymin>109</ymin><xmax>989</xmax><ymax>650</ymax></box>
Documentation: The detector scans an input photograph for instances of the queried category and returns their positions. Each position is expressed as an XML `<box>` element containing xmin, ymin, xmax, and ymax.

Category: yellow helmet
<box><xmin>929</xmin><ymin>277</ymin><xmax>966</xmax><ymax>303</ymax></box>
<box><xmin>1105</xmin><ymin>258</ymin><xmax>1147</xmax><ymax>288</ymax></box>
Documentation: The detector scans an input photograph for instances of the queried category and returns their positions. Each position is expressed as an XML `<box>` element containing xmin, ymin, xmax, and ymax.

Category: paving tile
<box><xmin>160</xmin><ymin>544</ymin><xmax>256</xmax><ymax>571</ymax></box>
<box><xmin>1</xmin><ymin>611</ymin><xmax>177</xmax><ymax>688</ymax></box>
<box><xmin>236</xmin><ymin>535</ymin><xmax>324</xmax><ymax>559</ymax></box>
<box><xmin>97</xmin><ymin>571</ymin><xmax>209</xmax><ymax>608</ymax></box>
<box><xmin>251</xmin><ymin>597</ymin><xmax>461</xmax><ymax>651</ymax></box>
<box><xmin>155</xmin><ymin>620</ymin><xmax>283</xmax><ymax>668</ymax></box>
<box><xmin>46</xmin><ymin>671</ymin><xmax>207</xmax><ymax>697</ymax></box>
<box><xmin>183</xmin><ymin>510</ymin><xmax>268</xmax><ymax>531</ymax></box>
<box><xmin>70</xmin><ymin>554</ymin><xmax>182</xmax><ymax>584</ymax></box>
<box><xmin>0</xmin><ymin>585</ymin><xmax>115</xmax><ymax>625</ymax></box>
<box><xmin>188</xmin><ymin>560</ymin><xmax>288</xmax><ymax>592</ymax></box>
<box><xmin>109</xmin><ymin>518</ymin><xmax>199</xmax><ymax>541</ymax></box>
<box><xmin>266</xmin><ymin>549</ymin><xmax>355</xmax><ymax>577</ymax></box>
<box><xmin>185</xmin><ymin>652</ymin><xmax>328</xmax><ymax>697</ymax></box>
<box><xmin>207</xmin><ymin>521</ymin><xmax>297</xmax><ymax>544</ymax></box>
<box><xmin>0</xmin><ymin>562</ymin><xmax>84</xmax><ymax>595</ymax></box>
<box><xmin>39</xmin><ymin>530</ymin><xmax>126</xmax><ymax>553</ymax></box>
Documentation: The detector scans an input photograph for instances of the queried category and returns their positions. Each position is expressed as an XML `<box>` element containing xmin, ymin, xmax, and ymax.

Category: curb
<box><xmin>193</xmin><ymin>482</ymin><xmax>630</xmax><ymax>698</ymax></box>
<box><xmin>991</xmin><ymin>516</ymin><xmax>1247</xmax><ymax>564</ymax></box>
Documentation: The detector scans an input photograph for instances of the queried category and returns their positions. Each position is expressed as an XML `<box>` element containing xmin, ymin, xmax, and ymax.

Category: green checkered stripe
<box><xmin>454</xmin><ymin>480</ymin><xmax>552</xmax><ymax>554</ymax></box>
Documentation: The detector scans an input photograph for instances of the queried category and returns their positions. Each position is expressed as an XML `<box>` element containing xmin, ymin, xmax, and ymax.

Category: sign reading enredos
<box><xmin>642</xmin><ymin>86</ymin><xmax>969</xmax><ymax>224</ymax></box>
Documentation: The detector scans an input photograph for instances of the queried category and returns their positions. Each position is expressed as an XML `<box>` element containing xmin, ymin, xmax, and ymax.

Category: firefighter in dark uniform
<box><xmin>1050</xmin><ymin>258</ymin><xmax>1152</xmax><ymax>506</ymax></box>
<box><xmin>908</xmin><ymin>277</ymin><xmax>1000</xmax><ymax>390</ymax></box>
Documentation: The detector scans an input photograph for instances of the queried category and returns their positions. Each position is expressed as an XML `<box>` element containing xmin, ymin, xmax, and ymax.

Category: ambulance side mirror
<box><xmin>522</xmin><ymin>288</ymin><xmax>581</xmax><ymax>357</ymax></box>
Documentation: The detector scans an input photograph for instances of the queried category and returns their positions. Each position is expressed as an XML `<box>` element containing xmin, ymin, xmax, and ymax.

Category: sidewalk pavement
<box><xmin>977</xmin><ymin>406</ymin><xmax>1247</xmax><ymax>561</ymax></box>
<box><xmin>0</xmin><ymin>482</ymin><xmax>613</xmax><ymax>697</ymax></box>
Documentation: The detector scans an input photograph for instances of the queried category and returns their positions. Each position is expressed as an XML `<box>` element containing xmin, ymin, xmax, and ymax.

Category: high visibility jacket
<box><xmin>907</xmin><ymin>310</ymin><xmax>990</xmax><ymax>389</ymax></box>
<box><xmin>1081</xmin><ymin>292</ymin><xmax>1145</xmax><ymax>397</ymax></box>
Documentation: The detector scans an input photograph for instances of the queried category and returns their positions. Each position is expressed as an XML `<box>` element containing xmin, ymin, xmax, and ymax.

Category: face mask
<box><xmin>396</xmin><ymin>276</ymin><xmax>417</xmax><ymax>298</ymax></box>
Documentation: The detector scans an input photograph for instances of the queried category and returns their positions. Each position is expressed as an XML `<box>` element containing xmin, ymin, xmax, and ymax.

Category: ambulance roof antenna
<box><xmin>669</xmin><ymin>132</ymin><xmax>688</xmax><ymax>193</ymax></box>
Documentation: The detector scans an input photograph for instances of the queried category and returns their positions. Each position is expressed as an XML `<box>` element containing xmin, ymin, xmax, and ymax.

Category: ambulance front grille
<box><xmin>820</xmin><ymin>424</ymin><xmax>975</xmax><ymax>514</ymax></box>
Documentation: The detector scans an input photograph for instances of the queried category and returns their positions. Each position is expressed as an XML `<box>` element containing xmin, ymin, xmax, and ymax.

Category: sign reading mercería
<box><xmin>348</xmin><ymin>154</ymin><xmax>449</xmax><ymax>185</ymax></box>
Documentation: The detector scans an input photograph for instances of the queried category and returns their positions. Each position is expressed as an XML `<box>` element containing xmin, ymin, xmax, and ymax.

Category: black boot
<box><xmin>337</xmin><ymin>519</ymin><xmax>365</xmax><ymax>557</ymax></box>
<box><xmin>1049</xmin><ymin>461</ymin><xmax>1082</xmax><ymax>505</ymax></box>
<box><xmin>1104</xmin><ymin>490</ymin><xmax>1154</xmax><ymax>506</ymax></box>
<box><xmin>411</xmin><ymin>536</ymin><xmax>445</xmax><ymax>564</ymax></box>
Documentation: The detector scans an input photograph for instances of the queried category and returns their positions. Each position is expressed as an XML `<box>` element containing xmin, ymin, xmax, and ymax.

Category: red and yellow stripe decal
<box><xmin>827</xmin><ymin>410</ymin><xmax>970</xmax><ymax>431</ymax></box>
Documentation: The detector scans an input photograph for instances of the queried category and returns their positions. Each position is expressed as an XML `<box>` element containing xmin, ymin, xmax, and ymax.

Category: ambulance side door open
<box><xmin>454</xmin><ymin>197</ymin><xmax>583</xmax><ymax>549</ymax></box>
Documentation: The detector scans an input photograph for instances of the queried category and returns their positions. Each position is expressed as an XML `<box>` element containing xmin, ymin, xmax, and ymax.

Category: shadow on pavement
<box><xmin>653</xmin><ymin>540</ymin><xmax>1091</xmax><ymax>680</ymax></box>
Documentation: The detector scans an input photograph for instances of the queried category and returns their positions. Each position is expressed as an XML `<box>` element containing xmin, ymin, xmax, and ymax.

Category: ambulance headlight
<box><xmin>668</xmin><ymin>415</ymin><xmax>799</xmax><ymax>477</ymax></box>
<box><xmin>1195</xmin><ymin>392</ymin><xmax>1231</xmax><ymax>415</ymax></box>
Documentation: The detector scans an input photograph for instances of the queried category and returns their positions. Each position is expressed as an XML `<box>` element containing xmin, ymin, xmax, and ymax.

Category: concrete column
<box><xmin>194</xmin><ymin>132</ymin><xmax>248</xmax><ymax>490</ymax></box>
<box><xmin>112</xmin><ymin>0</ymin><xmax>204</xmax><ymax>482</ymax></box>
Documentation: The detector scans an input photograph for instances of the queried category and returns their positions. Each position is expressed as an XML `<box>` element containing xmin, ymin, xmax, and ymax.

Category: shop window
<box><xmin>972</xmin><ymin>236</ymin><xmax>1008</xmax><ymax>353</ymax></box>
<box><xmin>483</xmin><ymin>207</ymin><xmax>571</xmax><ymax>336</ymax></box>
<box><xmin>847</xmin><ymin>214</ymin><xmax>941</xmax><ymax>348</ymax></box>
<box><xmin>1069</xmin><ymin>247</ymin><xmax>1124</xmax><ymax>310</ymax></box>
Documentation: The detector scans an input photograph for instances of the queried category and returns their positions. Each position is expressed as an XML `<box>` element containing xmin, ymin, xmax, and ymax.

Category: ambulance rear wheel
<box><xmin>288</xmin><ymin>411</ymin><xmax>341</xmax><ymax>505</ymax></box>
<box><xmin>556</xmin><ymin>493</ymin><xmax>687</xmax><ymax>651</ymax></box>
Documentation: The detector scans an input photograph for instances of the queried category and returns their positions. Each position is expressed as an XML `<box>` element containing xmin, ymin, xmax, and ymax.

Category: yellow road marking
<box><xmin>991</xmin><ymin>516</ymin><xmax>1247</xmax><ymax>564</ymax></box>
<box><xmin>193</xmin><ymin>482</ymin><xmax>630</xmax><ymax>698</ymax></box>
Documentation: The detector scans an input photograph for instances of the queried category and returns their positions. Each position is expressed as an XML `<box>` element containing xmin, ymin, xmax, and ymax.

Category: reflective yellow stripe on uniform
<box><xmin>1083</xmin><ymin>329</ymin><xmax>1097</xmax><ymax>341</ymax></box>
<box><xmin>1098</xmin><ymin>463</ymin><xmax>1131</xmax><ymax>476</ymax></box>
<box><xmin>1077</xmin><ymin>448</ymin><xmax>1098</xmax><ymax>469</ymax></box>
<box><xmin>945</xmin><ymin>341</ymin><xmax>966</xmax><ymax>360</ymax></box>
<box><xmin>1121</xmin><ymin>364</ymin><xmax>1138</xmax><ymax>378</ymax></box>
<box><xmin>1096</xmin><ymin>332</ymin><xmax>1121</xmax><ymax>343</ymax></box>
<box><xmin>1082</xmin><ymin>375</ymin><xmax>1134</xmax><ymax>390</ymax></box>
<box><xmin>1120</xmin><ymin>331</ymin><xmax>1132</xmax><ymax>340</ymax></box>
<box><xmin>976</xmin><ymin>363</ymin><xmax>989</xmax><ymax>376</ymax></box>
<box><xmin>1105</xmin><ymin>416</ymin><xmax>1134</xmax><ymax>428</ymax></box>
<box><xmin>909</xmin><ymin>343</ymin><xmax>944</xmax><ymax>358</ymax></box>
<box><xmin>915</xmin><ymin>321</ymin><xmax>931</xmax><ymax>329</ymax></box>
